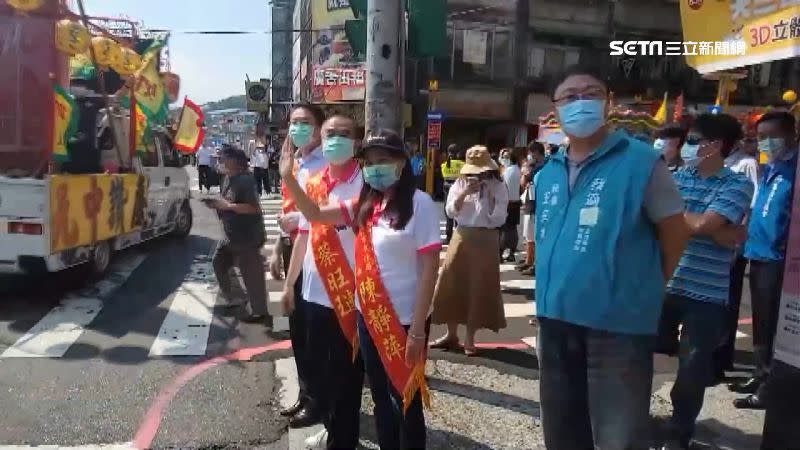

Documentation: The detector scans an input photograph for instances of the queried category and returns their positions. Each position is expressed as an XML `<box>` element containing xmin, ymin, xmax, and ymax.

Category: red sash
<box><xmin>305</xmin><ymin>173</ymin><xmax>358</xmax><ymax>353</ymax></box>
<box><xmin>355</xmin><ymin>221</ymin><xmax>430</xmax><ymax>413</ymax></box>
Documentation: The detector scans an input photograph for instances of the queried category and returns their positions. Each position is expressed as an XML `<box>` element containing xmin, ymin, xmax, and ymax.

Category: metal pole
<box><xmin>365</xmin><ymin>0</ymin><xmax>402</xmax><ymax>135</ymax></box>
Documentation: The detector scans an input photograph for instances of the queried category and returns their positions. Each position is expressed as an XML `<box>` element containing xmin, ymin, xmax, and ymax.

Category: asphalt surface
<box><xmin>0</xmin><ymin>168</ymin><xmax>759</xmax><ymax>448</ymax></box>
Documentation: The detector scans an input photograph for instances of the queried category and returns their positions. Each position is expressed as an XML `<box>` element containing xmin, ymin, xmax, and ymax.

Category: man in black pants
<box><xmin>730</xmin><ymin>112</ymin><xmax>798</xmax><ymax>410</ymax></box>
<box><xmin>250</xmin><ymin>145</ymin><xmax>271</xmax><ymax>196</ymax></box>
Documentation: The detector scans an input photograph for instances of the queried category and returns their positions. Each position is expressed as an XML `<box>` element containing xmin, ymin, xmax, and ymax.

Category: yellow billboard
<box><xmin>49</xmin><ymin>174</ymin><xmax>147</xmax><ymax>253</ymax></box>
<box><xmin>681</xmin><ymin>0</ymin><xmax>800</xmax><ymax>74</ymax></box>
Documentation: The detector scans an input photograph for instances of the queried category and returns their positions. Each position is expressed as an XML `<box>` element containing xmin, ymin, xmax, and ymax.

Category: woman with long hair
<box><xmin>430</xmin><ymin>146</ymin><xmax>509</xmax><ymax>356</ymax></box>
<box><xmin>279</xmin><ymin>129</ymin><xmax>441</xmax><ymax>449</ymax></box>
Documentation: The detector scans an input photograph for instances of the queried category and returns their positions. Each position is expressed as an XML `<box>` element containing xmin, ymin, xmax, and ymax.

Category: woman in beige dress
<box><xmin>429</xmin><ymin>145</ymin><xmax>509</xmax><ymax>356</ymax></box>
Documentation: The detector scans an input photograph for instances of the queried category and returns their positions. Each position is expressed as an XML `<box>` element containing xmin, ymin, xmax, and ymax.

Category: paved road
<box><xmin>0</xmin><ymin>177</ymin><xmax>759</xmax><ymax>449</ymax></box>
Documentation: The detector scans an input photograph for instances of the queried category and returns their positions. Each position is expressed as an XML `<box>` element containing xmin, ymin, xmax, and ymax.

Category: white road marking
<box><xmin>500</xmin><ymin>263</ymin><xmax>517</xmax><ymax>273</ymax></box>
<box><xmin>521</xmin><ymin>336</ymin><xmax>537</xmax><ymax>349</ymax></box>
<box><xmin>267</xmin><ymin>291</ymin><xmax>290</xmax><ymax>332</ymax></box>
<box><xmin>736</xmin><ymin>330</ymin><xmax>748</xmax><ymax>339</ymax></box>
<box><xmin>501</xmin><ymin>279</ymin><xmax>536</xmax><ymax>291</ymax></box>
<box><xmin>504</xmin><ymin>302</ymin><xmax>536</xmax><ymax>318</ymax></box>
<box><xmin>1</xmin><ymin>254</ymin><xmax>146</xmax><ymax>358</ymax></box>
<box><xmin>276</xmin><ymin>357</ymin><xmax>325</xmax><ymax>449</ymax></box>
<box><xmin>149</xmin><ymin>281</ymin><xmax>217</xmax><ymax>356</ymax></box>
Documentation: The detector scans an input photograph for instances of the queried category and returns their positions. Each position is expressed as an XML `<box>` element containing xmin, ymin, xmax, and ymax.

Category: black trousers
<box><xmin>282</xmin><ymin>237</ymin><xmax>313</xmax><ymax>405</ymax></box>
<box><xmin>761</xmin><ymin>361</ymin><xmax>800</xmax><ymax>450</ymax></box>
<box><xmin>501</xmin><ymin>201</ymin><xmax>522</xmax><ymax>257</ymax></box>
<box><xmin>306</xmin><ymin>302</ymin><xmax>364</xmax><ymax>449</ymax></box>
<box><xmin>253</xmin><ymin>167</ymin><xmax>270</xmax><ymax>195</ymax></box>
<box><xmin>750</xmin><ymin>259</ymin><xmax>785</xmax><ymax>384</ymax></box>
<box><xmin>714</xmin><ymin>255</ymin><xmax>749</xmax><ymax>373</ymax></box>
<box><xmin>198</xmin><ymin>165</ymin><xmax>210</xmax><ymax>191</ymax></box>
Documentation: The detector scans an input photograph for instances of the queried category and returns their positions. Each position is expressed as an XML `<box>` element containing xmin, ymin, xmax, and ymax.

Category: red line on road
<box><xmin>132</xmin><ymin>340</ymin><xmax>292</xmax><ymax>450</ymax></box>
<box><xmin>738</xmin><ymin>317</ymin><xmax>753</xmax><ymax>325</ymax></box>
<box><xmin>474</xmin><ymin>341</ymin><xmax>531</xmax><ymax>350</ymax></box>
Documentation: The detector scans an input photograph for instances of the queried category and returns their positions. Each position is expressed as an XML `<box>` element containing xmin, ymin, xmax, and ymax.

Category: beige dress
<box><xmin>431</xmin><ymin>177</ymin><xmax>509</xmax><ymax>331</ymax></box>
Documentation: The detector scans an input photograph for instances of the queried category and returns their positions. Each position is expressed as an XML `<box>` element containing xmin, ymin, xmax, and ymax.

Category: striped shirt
<box><xmin>667</xmin><ymin>167</ymin><xmax>754</xmax><ymax>305</ymax></box>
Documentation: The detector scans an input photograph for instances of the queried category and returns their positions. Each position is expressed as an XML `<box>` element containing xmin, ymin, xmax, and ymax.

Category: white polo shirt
<box><xmin>343</xmin><ymin>189</ymin><xmax>442</xmax><ymax>325</ymax></box>
<box><xmin>298</xmin><ymin>162</ymin><xmax>363</xmax><ymax>308</ymax></box>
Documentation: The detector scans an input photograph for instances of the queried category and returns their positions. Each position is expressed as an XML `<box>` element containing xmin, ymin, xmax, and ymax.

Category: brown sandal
<box><xmin>429</xmin><ymin>336</ymin><xmax>459</xmax><ymax>350</ymax></box>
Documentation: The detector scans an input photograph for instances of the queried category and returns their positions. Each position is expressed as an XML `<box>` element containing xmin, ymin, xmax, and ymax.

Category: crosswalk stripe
<box><xmin>504</xmin><ymin>302</ymin><xmax>535</xmax><ymax>318</ymax></box>
<box><xmin>1</xmin><ymin>254</ymin><xmax>146</xmax><ymax>358</ymax></box>
<box><xmin>149</xmin><ymin>281</ymin><xmax>217</xmax><ymax>356</ymax></box>
<box><xmin>501</xmin><ymin>279</ymin><xmax>535</xmax><ymax>291</ymax></box>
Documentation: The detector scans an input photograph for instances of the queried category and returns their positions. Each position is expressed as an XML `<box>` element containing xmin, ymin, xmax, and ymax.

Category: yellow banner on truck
<box><xmin>681</xmin><ymin>0</ymin><xmax>800</xmax><ymax>74</ymax></box>
<box><xmin>49</xmin><ymin>174</ymin><xmax>147</xmax><ymax>253</ymax></box>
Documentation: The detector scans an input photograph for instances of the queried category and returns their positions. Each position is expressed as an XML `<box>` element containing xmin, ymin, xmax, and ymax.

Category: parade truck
<box><xmin>0</xmin><ymin>1</ymin><xmax>192</xmax><ymax>277</ymax></box>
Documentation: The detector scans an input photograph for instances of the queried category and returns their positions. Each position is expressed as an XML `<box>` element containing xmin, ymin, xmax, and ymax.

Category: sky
<box><xmin>82</xmin><ymin>0</ymin><xmax>272</xmax><ymax>104</ymax></box>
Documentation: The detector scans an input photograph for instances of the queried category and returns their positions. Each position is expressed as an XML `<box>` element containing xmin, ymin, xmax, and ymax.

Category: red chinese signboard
<box><xmin>312</xmin><ymin>65</ymin><xmax>367</xmax><ymax>102</ymax></box>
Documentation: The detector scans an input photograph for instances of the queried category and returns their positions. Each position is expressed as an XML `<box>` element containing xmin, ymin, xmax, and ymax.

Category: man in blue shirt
<box><xmin>658</xmin><ymin>114</ymin><xmax>754</xmax><ymax>450</ymax></box>
<box><xmin>534</xmin><ymin>65</ymin><xmax>689</xmax><ymax>450</ymax></box>
<box><xmin>730</xmin><ymin>111</ymin><xmax>798</xmax><ymax>410</ymax></box>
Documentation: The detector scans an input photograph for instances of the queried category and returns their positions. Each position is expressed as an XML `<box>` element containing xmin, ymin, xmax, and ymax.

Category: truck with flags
<box><xmin>0</xmin><ymin>1</ymin><xmax>201</xmax><ymax>276</ymax></box>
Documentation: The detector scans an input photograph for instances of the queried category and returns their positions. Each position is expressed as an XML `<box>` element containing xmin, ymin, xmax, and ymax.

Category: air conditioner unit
<box><xmin>246</xmin><ymin>79</ymin><xmax>271</xmax><ymax>113</ymax></box>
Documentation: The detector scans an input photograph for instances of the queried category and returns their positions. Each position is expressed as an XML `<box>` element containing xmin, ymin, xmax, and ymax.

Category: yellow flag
<box><xmin>52</xmin><ymin>84</ymin><xmax>77</xmax><ymax>162</ymax></box>
<box><xmin>653</xmin><ymin>92</ymin><xmax>668</xmax><ymax>125</ymax></box>
<box><xmin>174</xmin><ymin>98</ymin><xmax>205</xmax><ymax>153</ymax></box>
<box><xmin>133</xmin><ymin>41</ymin><xmax>168</xmax><ymax>123</ymax></box>
<box><xmin>133</xmin><ymin>101</ymin><xmax>152</xmax><ymax>155</ymax></box>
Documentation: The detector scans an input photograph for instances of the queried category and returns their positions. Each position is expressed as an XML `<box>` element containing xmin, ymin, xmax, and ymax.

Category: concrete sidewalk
<box><xmin>276</xmin><ymin>357</ymin><xmax>764</xmax><ymax>450</ymax></box>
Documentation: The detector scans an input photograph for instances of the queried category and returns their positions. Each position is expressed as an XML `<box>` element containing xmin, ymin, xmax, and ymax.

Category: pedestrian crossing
<box><xmin>0</xmin><ymin>197</ymin><xmax>751</xmax><ymax>361</ymax></box>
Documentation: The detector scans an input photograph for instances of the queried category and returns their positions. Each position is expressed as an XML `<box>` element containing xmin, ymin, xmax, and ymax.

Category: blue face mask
<box><xmin>556</xmin><ymin>99</ymin><xmax>606</xmax><ymax>138</ymax></box>
<box><xmin>289</xmin><ymin>123</ymin><xmax>313</xmax><ymax>147</ymax></box>
<box><xmin>680</xmin><ymin>142</ymin><xmax>702</xmax><ymax>167</ymax></box>
<box><xmin>363</xmin><ymin>164</ymin><xmax>400</xmax><ymax>191</ymax></box>
<box><xmin>653</xmin><ymin>139</ymin><xmax>666</xmax><ymax>152</ymax></box>
<box><xmin>758</xmin><ymin>137</ymin><xmax>785</xmax><ymax>157</ymax></box>
<box><xmin>322</xmin><ymin>136</ymin><xmax>354</xmax><ymax>165</ymax></box>
<box><xmin>499</xmin><ymin>157</ymin><xmax>511</xmax><ymax>167</ymax></box>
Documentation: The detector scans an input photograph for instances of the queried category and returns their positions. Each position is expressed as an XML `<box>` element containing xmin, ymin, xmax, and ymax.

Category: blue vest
<box><xmin>534</xmin><ymin>130</ymin><xmax>665</xmax><ymax>335</ymax></box>
<box><xmin>744</xmin><ymin>152</ymin><xmax>798</xmax><ymax>262</ymax></box>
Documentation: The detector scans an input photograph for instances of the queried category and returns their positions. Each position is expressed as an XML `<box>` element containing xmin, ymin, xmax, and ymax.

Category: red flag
<box><xmin>174</xmin><ymin>97</ymin><xmax>205</xmax><ymax>153</ymax></box>
<box><xmin>673</xmin><ymin>93</ymin><xmax>684</xmax><ymax>123</ymax></box>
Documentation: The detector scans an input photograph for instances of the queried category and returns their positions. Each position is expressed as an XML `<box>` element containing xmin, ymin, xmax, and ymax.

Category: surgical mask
<box><xmin>758</xmin><ymin>137</ymin><xmax>785</xmax><ymax>157</ymax></box>
<box><xmin>556</xmin><ymin>99</ymin><xmax>606</xmax><ymax>138</ymax></box>
<box><xmin>289</xmin><ymin>123</ymin><xmax>313</xmax><ymax>147</ymax></box>
<box><xmin>322</xmin><ymin>136</ymin><xmax>354</xmax><ymax>164</ymax></box>
<box><xmin>680</xmin><ymin>142</ymin><xmax>703</xmax><ymax>167</ymax></box>
<box><xmin>363</xmin><ymin>164</ymin><xmax>400</xmax><ymax>191</ymax></box>
<box><xmin>527</xmin><ymin>154</ymin><xmax>534</xmax><ymax>162</ymax></box>
<box><xmin>653</xmin><ymin>139</ymin><xmax>666</xmax><ymax>152</ymax></box>
<box><xmin>499</xmin><ymin>157</ymin><xmax>511</xmax><ymax>167</ymax></box>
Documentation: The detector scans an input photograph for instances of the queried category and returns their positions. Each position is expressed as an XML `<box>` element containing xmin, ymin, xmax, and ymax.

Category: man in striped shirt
<box><xmin>659</xmin><ymin>114</ymin><xmax>754</xmax><ymax>450</ymax></box>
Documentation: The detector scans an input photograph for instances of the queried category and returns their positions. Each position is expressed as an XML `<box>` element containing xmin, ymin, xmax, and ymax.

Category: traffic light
<box><xmin>344</xmin><ymin>0</ymin><xmax>447</xmax><ymax>59</ymax></box>
<box><xmin>407</xmin><ymin>0</ymin><xmax>447</xmax><ymax>58</ymax></box>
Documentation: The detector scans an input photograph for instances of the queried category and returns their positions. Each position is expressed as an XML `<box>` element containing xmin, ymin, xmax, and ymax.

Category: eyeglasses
<box><xmin>552</xmin><ymin>88</ymin><xmax>607</xmax><ymax>106</ymax></box>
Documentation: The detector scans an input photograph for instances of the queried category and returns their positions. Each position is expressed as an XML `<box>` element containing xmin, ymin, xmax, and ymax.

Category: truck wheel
<box><xmin>90</xmin><ymin>240</ymin><xmax>112</xmax><ymax>277</ymax></box>
<box><xmin>172</xmin><ymin>202</ymin><xmax>193</xmax><ymax>238</ymax></box>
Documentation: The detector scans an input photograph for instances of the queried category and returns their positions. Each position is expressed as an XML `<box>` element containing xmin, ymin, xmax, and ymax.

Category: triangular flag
<box><xmin>673</xmin><ymin>93</ymin><xmax>684</xmax><ymax>123</ymax></box>
<box><xmin>52</xmin><ymin>84</ymin><xmax>78</xmax><ymax>162</ymax></box>
<box><xmin>174</xmin><ymin>97</ymin><xmax>205</xmax><ymax>154</ymax></box>
<box><xmin>653</xmin><ymin>92</ymin><xmax>668</xmax><ymax>124</ymax></box>
<box><xmin>133</xmin><ymin>40</ymin><xmax>168</xmax><ymax>124</ymax></box>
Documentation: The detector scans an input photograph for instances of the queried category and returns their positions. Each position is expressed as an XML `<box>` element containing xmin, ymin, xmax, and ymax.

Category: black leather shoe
<box><xmin>728</xmin><ymin>377</ymin><xmax>761</xmax><ymax>394</ymax></box>
<box><xmin>289</xmin><ymin>406</ymin><xmax>322</xmax><ymax>429</ymax></box>
<box><xmin>733</xmin><ymin>393</ymin><xmax>766</xmax><ymax>410</ymax></box>
<box><xmin>279</xmin><ymin>399</ymin><xmax>304</xmax><ymax>417</ymax></box>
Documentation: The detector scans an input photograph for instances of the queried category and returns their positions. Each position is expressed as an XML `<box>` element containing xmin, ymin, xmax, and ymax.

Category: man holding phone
<box><xmin>205</xmin><ymin>145</ymin><xmax>271</xmax><ymax>326</ymax></box>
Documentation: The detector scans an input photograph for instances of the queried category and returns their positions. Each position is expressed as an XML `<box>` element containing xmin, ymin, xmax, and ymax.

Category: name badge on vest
<box><xmin>579</xmin><ymin>207</ymin><xmax>599</xmax><ymax>227</ymax></box>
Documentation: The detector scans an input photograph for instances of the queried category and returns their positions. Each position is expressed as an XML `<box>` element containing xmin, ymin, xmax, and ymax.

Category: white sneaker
<box><xmin>304</xmin><ymin>428</ymin><xmax>328</xmax><ymax>449</ymax></box>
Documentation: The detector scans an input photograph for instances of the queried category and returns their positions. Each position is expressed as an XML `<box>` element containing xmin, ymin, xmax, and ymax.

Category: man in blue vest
<box><xmin>659</xmin><ymin>114</ymin><xmax>754</xmax><ymax>450</ymax></box>
<box><xmin>730</xmin><ymin>111</ymin><xmax>798</xmax><ymax>410</ymax></box>
<box><xmin>534</xmin><ymin>65</ymin><xmax>690</xmax><ymax>450</ymax></box>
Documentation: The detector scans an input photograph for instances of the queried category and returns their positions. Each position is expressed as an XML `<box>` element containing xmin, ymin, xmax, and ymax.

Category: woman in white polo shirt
<box><xmin>281</xmin><ymin>115</ymin><xmax>364</xmax><ymax>449</ymax></box>
<box><xmin>280</xmin><ymin>129</ymin><xmax>441</xmax><ymax>450</ymax></box>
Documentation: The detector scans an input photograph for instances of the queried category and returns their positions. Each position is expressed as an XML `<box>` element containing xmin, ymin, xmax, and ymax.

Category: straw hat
<box><xmin>460</xmin><ymin>145</ymin><xmax>499</xmax><ymax>175</ymax></box>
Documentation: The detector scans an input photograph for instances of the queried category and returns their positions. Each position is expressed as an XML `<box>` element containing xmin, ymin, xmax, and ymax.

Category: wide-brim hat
<box><xmin>358</xmin><ymin>129</ymin><xmax>406</xmax><ymax>157</ymax></box>
<box><xmin>460</xmin><ymin>145</ymin><xmax>499</xmax><ymax>175</ymax></box>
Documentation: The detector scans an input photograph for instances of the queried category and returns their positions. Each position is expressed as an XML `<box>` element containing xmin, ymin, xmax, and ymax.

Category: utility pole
<box><xmin>365</xmin><ymin>0</ymin><xmax>402</xmax><ymax>135</ymax></box>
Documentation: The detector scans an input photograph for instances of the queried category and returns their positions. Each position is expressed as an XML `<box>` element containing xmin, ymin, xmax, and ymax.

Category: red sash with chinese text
<box><xmin>354</xmin><ymin>221</ymin><xmax>431</xmax><ymax>413</ymax></box>
<box><xmin>305</xmin><ymin>174</ymin><xmax>358</xmax><ymax>353</ymax></box>
<box><xmin>281</xmin><ymin>164</ymin><xmax>299</xmax><ymax>240</ymax></box>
